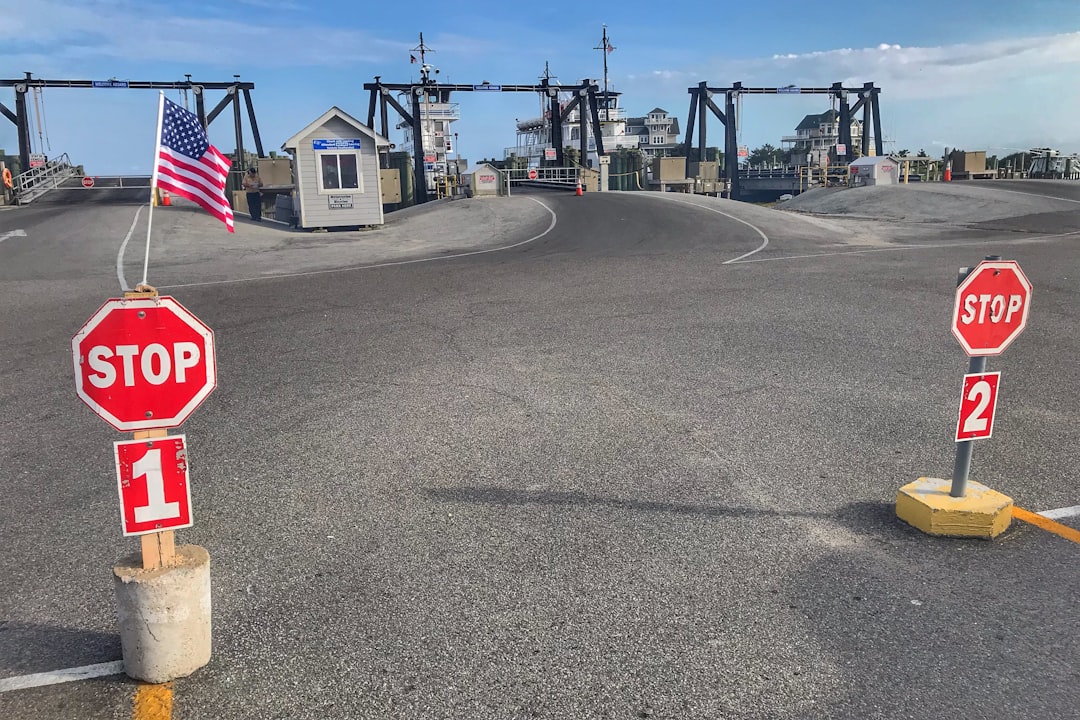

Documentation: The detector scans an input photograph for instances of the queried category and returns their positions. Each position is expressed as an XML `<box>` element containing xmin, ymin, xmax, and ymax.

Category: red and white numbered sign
<box><xmin>955</xmin><ymin>372</ymin><xmax>1001</xmax><ymax>442</ymax></box>
<box><xmin>114</xmin><ymin>435</ymin><xmax>193</xmax><ymax>536</ymax></box>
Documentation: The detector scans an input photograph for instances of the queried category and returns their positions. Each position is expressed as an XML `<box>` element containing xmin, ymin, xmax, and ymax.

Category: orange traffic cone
<box><xmin>575</xmin><ymin>179</ymin><xmax>583</xmax><ymax>196</ymax></box>
<box><xmin>162</xmin><ymin>190</ymin><xmax>172</xmax><ymax>206</ymax></box>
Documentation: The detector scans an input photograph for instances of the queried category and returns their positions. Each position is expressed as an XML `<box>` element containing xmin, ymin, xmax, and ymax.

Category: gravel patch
<box><xmin>778</xmin><ymin>183</ymin><xmax>1078</xmax><ymax>225</ymax></box>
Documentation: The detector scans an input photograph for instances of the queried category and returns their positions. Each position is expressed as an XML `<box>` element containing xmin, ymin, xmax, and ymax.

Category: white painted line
<box><xmin>1039</xmin><ymin>505</ymin><xmax>1080</xmax><ymax>521</ymax></box>
<box><xmin>636</xmin><ymin>194</ymin><xmax>770</xmax><ymax>263</ymax></box>
<box><xmin>986</xmin><ymin>186</ymin><xmax>1080</xmax><ymax>205</ymax></box>
<box><xmin>116</xmin><ymin>205</ymin><xmax>146</xmax><ymax>291</ymax></box>
<box><xmin>728</xmin><ymin>229</ymin><xmax>1080</xmax><ymax>264</ymax></box>
<box><xmin>0</xmin><ymin>229</ymin><xmax>27</xmax><ymax>244</ymax></box>
<box><xmin>0</xmin><ymin>660</ymin><xmax>124</xmax><ymax>693</ymax></box>
<box><xmin>159</xmin><ymin>196</ymin><xmax>558</xmax><ymax>290</ymax></box>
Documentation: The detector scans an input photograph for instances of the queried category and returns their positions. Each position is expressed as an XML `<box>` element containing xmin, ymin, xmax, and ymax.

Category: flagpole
<box><xmin>142</xmin><ymin>91</ymin><xmax>166</xmax><ymax>287</ymax></box>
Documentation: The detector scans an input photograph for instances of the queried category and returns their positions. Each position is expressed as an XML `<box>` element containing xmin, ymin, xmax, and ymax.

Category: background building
<box><xmin>626</xmin><ymin>108</ymin><xmax>681</xmax><ymax>158</ymax></box>
<box><xmin>781</xmin><ymin>110</ymin><xmax>865</xmax><ymax>166</ymax></box>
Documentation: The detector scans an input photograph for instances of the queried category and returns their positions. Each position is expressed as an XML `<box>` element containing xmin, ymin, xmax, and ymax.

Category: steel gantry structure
<box><xmin>684</xmin><ymin>81</ymin><xmax>883</xmax><ymax>198</ymax></box>
<box><xmin>0</xmin><ymin>73</ymin><xmax>265</xmax><ymax>175</ymax></box>
<box><xmin>364</xmin><ymin>76</ymin><xmax>608</xmax><ymax>203</ymax></box>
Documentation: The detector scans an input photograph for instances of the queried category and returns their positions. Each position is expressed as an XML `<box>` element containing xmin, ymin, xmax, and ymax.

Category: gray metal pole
<box><xmin>949</xmin><ymin>255</ymin><xmax>1001</xmax><ymax>498</ymax></box>
<box><xmin>950</xmin><ymin>353</ymin><xmax>987</xmax><ymax>497</ymax></box>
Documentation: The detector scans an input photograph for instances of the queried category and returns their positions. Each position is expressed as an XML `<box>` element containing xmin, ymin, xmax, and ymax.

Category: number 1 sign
<box><xmin>955</xmin><ymin>372</ymin><xmax>1001</xmax><ymax>442</ymax></box>
<box><xmin>114</xmin><ymin>436</ymin><xmax>193</xmax><ymax>536</ymax></box>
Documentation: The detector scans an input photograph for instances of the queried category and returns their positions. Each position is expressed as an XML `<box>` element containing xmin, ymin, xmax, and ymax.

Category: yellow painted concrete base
<box><xmin>896</xmin><ymin>477</ymin><xmax>1012</xmax><ymax>539</ymax></box>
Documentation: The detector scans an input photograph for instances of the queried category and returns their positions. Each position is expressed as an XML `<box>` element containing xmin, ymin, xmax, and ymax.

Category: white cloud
<box><xmin>619</xmin><ymin>32</ymin><xmax>1080</xmax><ymax>152</ymax></box>
<box><xmin>744</xmin><ymin>33</ymin><xmax>1080</xmax><ymax>99</ymax></box>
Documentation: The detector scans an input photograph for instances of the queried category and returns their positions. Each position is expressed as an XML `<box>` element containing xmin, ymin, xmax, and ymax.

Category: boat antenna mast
<box><xmin>594</xmin><ymin>25</ymin><xmax>614</xmax><ymax>95</ymax></box>
<box><xmin>412</xmin><ymin>32</ymin><xmax>435</xmax><ymax>83</ymax></box>
<box><xmin>539</xmin><ymin>61</ymin><xmax>558</xmax><ymax>115</ymax></box>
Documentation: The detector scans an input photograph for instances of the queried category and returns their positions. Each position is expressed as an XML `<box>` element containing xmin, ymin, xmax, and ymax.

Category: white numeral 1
<box><xmin>132</xmin><ymin>448</ymin><xmax>180</xmax><ymax>523</ymax></box>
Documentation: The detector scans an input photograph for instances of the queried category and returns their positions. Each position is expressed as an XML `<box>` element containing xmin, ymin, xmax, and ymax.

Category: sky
<box><xmin>2</xmin><ymin>0</ymin><xmax>1079</xmax><ymax>173</ymax></box>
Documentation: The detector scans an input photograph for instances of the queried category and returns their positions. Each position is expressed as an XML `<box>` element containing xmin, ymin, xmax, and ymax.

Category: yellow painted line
<box><xmin>133</xmin><ymin>682</ymin><xmax>172</xmax><ymax>720</ymax></box>
<box><xmin>1013</xmin><ymin>506</ymin><xmax>1080</xmax><ymax>545</ymax></box>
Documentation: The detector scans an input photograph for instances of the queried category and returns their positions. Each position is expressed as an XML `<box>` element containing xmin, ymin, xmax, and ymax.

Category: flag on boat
<box><xmin>410</xmin><ymin>54</ymin><xmax>418</xmax><ymax>63</ymax></box>
<box><xmin>154</xmin><ymin>96</ymin><xmax>234</xmax><ymax>232</ymax></box>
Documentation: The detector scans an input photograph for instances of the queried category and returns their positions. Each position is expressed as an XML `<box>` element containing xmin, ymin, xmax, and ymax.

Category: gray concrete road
<box><xmin>1</xmin><ymin>184</ymin><xmax>1078</xmax><ymax>719</ymax></box>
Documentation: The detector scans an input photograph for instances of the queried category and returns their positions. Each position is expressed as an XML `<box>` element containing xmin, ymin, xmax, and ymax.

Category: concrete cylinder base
<box><xmin>113</xmin><ymin>544</ymin><xmax>212</xmax><ymax>683</ymax></box>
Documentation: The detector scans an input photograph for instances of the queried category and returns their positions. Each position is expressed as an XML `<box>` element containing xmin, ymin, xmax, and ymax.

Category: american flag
<box><xmin>156</xmin><ymin>97</ymin><xmax>234</xmax><ymax>232</ymax></box>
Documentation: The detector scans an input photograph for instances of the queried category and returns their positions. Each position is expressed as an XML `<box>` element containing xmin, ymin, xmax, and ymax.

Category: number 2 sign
<box><xmin>114</xmin><ymin>436</ymin><xmax>193</xmax><ymax>536</ymax></box>
<box><xmin>955</xmin><ymin>372</ymin><xmax>1001</xmax><ymax>442</ymax></box>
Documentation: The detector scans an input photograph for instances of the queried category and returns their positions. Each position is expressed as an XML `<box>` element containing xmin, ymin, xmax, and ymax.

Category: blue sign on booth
<box><xmin>312</xmin><ymin>138</ymin><xmax>362</xmax><ymax>150</ymax></box>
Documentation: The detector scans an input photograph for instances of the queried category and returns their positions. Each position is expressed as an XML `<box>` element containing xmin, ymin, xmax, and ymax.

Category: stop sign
<box><xmin>72</xmin><ymin>297</ymin><xmax>216</xmax><ymax>431</ymax></box>
<box><xmin>951</xmin><ymin>260</ymin><xmax>1032</xmax><ymax>356</ymax></box>
<box><xmin>82</xmin><ymin>176</ymin><xmax>94</xmax><ymax>188</ymax></box>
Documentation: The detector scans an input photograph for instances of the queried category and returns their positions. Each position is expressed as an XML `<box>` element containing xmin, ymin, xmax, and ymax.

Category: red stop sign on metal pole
<box><xmin>951</xmin><ymin>260</ymin><xmax>1032</xmax><ymax>356</ymax></box>
<box><xmin>72</xmin><ymin>296</ymin><xmax>216</xmax><ymax>431</ymax></box>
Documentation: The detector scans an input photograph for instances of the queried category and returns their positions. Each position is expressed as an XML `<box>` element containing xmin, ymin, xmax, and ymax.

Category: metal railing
<box><xmin>13</xmin><ymin>153</ymin><xmax>79</xmax><ymax>203</ymax></box>
<box><xmin>77</xmin><ymin>176</ymin><xmax>152</xmax><ymax>189</ymax></box>
<box><xmin>505</xmin><ymin>167</ymin><xmax>580</xmax><ymax>186</ymax></box>
<box><xmin>797</xmin><ymin>166</ymin><xmax>852</xmax><ymax>192</ymax></box>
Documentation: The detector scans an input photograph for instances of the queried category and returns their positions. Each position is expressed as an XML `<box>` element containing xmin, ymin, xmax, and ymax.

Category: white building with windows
<box><xmin>398</xmin><ymin>89</ymin><xmax>460</xmax><ymax>190</ymax></box>
<box><xmin>781</xmin><ymin>110</ymin><xmax>865</xmax><ymax>166</ymax></box>
<box><xmin>505</xmin><ymin>89</ymin><xmax>640</xmax><ymax>167</ymax></box>
<box><xmin>282</xmin><ymin>106</ymin><xmax>390</xmax><ymax>229</ymax></box>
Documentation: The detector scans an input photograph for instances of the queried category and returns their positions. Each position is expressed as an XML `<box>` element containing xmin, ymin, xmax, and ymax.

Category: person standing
<box><xmin>241</xmin><ymin>166</ymin><xmax>264</xmax><ymax>221</ymax></box>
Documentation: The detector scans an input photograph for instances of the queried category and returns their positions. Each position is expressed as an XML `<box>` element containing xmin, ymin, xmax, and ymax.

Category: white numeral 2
<box><xmin>961</xmin><ymin>380</ymin><xmax>993</xmax><ymax>434</ymax></box>
<box><xmin>132</xmin><ymin>449</ymin><xmax>180</xmax><ymax>523</ymax></box>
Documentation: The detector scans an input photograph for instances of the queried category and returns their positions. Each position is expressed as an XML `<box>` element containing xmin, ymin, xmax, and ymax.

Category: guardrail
<box><xmin>505</xmin><ymin>167</ymin><xmax>579</xmax><ymax>185</ymax></box>
<box><xmin>13</xmin><ymin>153</ymin><xmax>79</xmax><ymax>204</ymax></box>
<box><xmin>78</xmin><ymin>176</ymin><xmax>152</xmax><ymax>189</ymax></box>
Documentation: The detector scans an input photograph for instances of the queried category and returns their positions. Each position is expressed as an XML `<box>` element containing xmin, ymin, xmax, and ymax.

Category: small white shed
<box><xmin>470</xmin><ymin>163</ymin><xmax>504</xmax><ymax>197</ymax></box>
<box><xmin>282</xmin><ymin>107</ymin><xmax>390</xmax><ymax>229</ymax></box>
<box><xmin>849</xmin><ymin>156</ymin><xmax>898</xmax><ymax>187</ymax></box>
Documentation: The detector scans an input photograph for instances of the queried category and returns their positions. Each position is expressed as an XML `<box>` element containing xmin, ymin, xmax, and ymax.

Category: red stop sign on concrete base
<box><xmin>951</xmin><ymin>260</ymin><xmax>1032</xmax><ymax>356</ymax></box>
<box><xmin>72</xmin><ymin>297</ymin><xmax>216</xmax><ymax>431</ymax></box>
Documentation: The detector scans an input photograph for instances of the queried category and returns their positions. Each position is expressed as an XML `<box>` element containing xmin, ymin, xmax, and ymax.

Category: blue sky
<box><xmin>2</xmin><ymin>0</ymin><xmax>1079</xmax><ymax>173</ymax></box>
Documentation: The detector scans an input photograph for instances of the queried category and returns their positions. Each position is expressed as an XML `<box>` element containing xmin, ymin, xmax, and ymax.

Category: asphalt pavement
<box><xmin>1</xmin><ymin>182</ymin><xmax>1078</xmax><ymax>719</ymax></box>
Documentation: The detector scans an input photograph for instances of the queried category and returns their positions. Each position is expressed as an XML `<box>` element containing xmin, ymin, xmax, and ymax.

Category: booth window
<box><xmin>318</xmin><ymin>152</ymin><xmax>362</xmax><ymax>193</ymax></box>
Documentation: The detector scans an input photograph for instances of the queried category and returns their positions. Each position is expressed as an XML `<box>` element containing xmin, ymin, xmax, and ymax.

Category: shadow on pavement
<box><xmin>0</xmin><ymin>621</ymin><xmax>120</xmax><ymax>676</ymax></box>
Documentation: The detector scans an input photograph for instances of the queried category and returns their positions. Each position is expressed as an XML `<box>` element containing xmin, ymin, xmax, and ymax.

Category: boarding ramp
<box><xmin>12</xmin><ymin>153</ymin><xmax>80</xmax><ymax>204</ymax></box>
<box><xmin>24</xmin><ymin>173</ymin><xmax>152</xmax><ymax>205</ymax></box>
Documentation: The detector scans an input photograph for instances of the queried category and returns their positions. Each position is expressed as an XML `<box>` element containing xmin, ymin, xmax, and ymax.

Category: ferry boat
<box><xmin>504</xmin><ymin>28</ymin><xmax>640</xmax><ymax>167</ymax></box>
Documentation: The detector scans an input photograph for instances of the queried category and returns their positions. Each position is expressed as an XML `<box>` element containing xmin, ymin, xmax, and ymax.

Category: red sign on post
<box><xmin>115</xmin><ymin>435</ymin><xmax>193</xmax><ymax>536</ymax></box>
<box><xmin>72</xmin><ymin>297</ymin><xmax>216</xmax><ymax>431</ymax></box>
<box><xmin>951</xmin><ymin>260</ymin><xmax>1032</xmax><ymax>356</ymax></box>
<box><xmin>955</xmin><ymin>372</ymin><xmax>1001</xmax><ymax>442</ymax></box>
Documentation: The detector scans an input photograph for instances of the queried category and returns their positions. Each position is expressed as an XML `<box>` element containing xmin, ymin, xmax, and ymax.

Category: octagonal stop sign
<box><xmin>951</xmin><ymin>260</ymin><xmax>1032</xmax><ymax>356</ymax></box>
<box><xmin>72</xmin><ymin>296</ymin><xmax>216</xmax><ymax>431</ymax></box>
